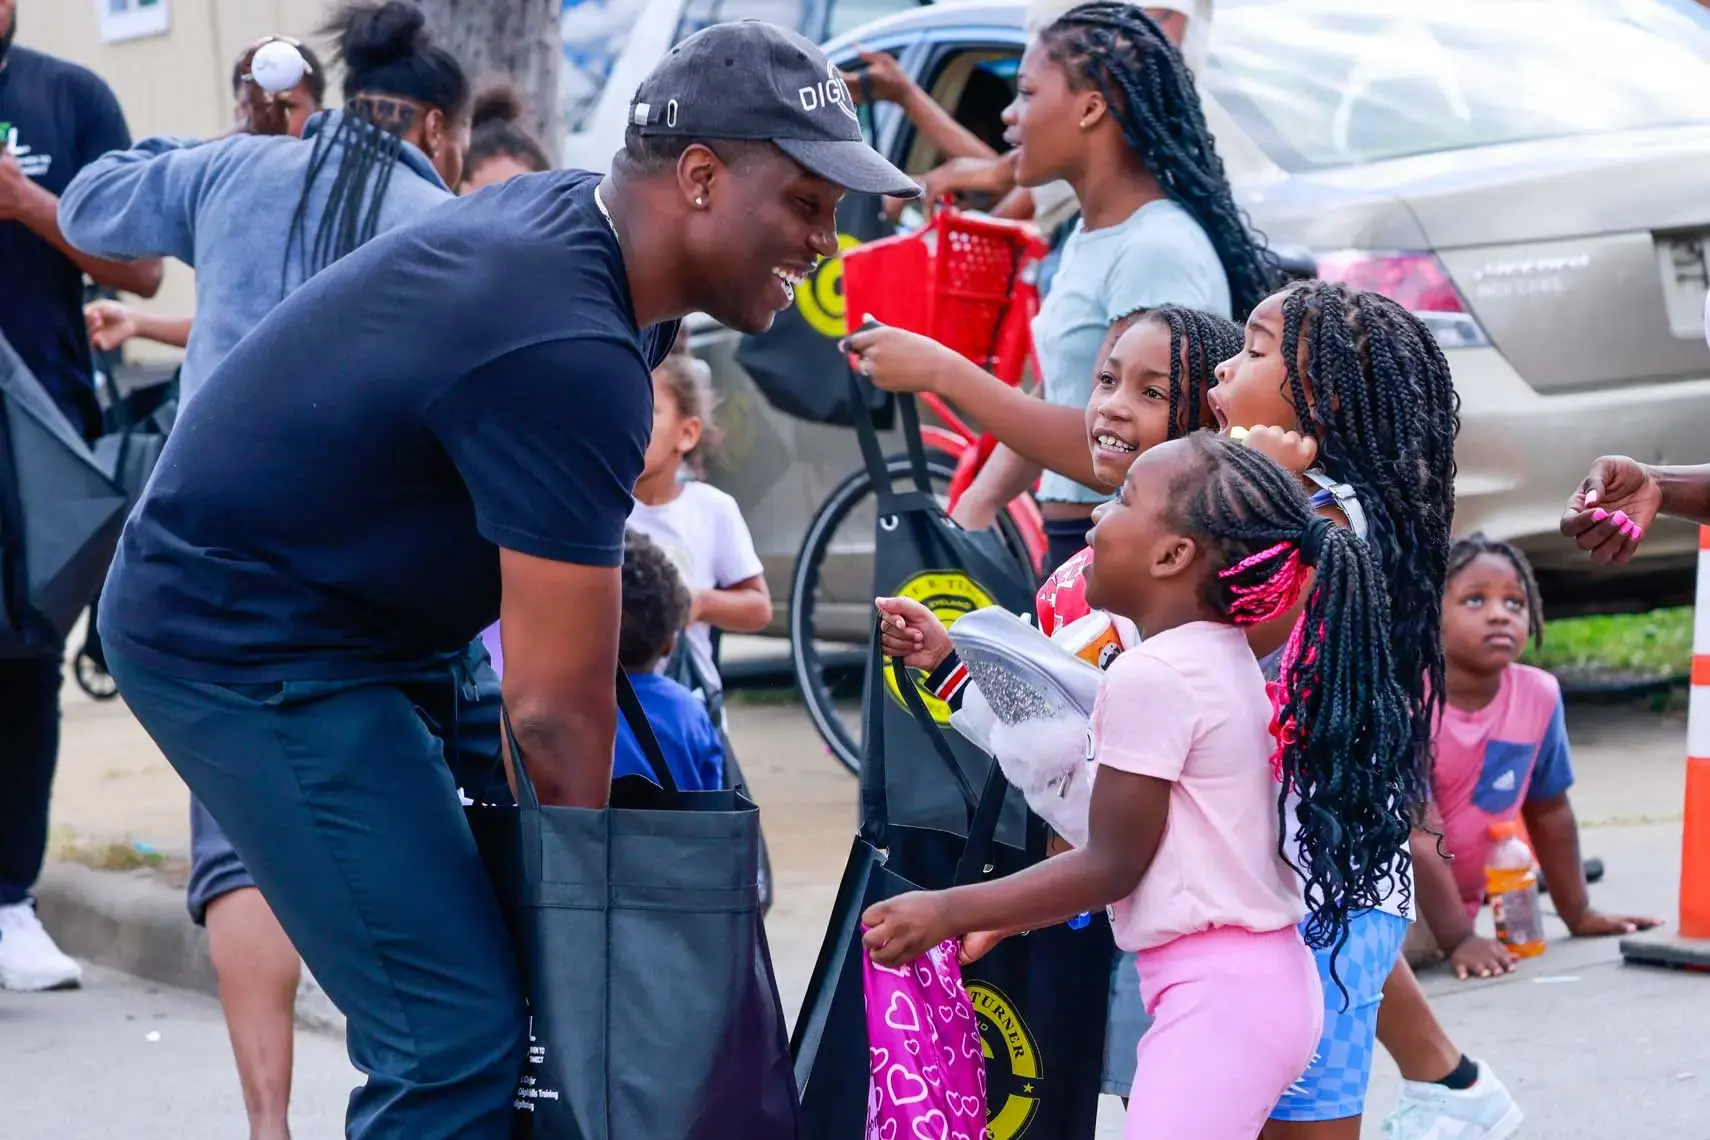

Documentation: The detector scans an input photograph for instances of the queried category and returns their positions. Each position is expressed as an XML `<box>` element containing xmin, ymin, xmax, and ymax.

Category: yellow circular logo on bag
<box><xmin>968</xmin><ymin>981</ymin><xmax>1041</xmax><ymax>1138</ymax></box>
<box><xmin>883</xmin><ymin>571</ymin><xmax>995</xmax><ymax>725</ymax></box>
<box><xmin>796</xmin><ymin>233</ymin><xmax>863</xmax><ymax>339</ymax></box>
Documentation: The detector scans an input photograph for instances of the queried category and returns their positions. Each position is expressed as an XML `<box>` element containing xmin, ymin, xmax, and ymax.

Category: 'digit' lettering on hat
<box><xmin>627</xmin><ymin>19</ymin><xmax>920</xmax><ymax>199</ymax></box>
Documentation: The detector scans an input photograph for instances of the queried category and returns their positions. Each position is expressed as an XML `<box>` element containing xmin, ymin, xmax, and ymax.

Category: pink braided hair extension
<box><xmin>1265</xmin><ymin>616</ymin><xmax>1322</xmax><ymax>782</ymax></box>
<box><xmin>1217</xmin><ymin>540</ymin><xmax>1314</xmax><ymax>626</ymax></box>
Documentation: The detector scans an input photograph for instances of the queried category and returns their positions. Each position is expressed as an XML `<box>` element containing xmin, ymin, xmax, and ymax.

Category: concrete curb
<box><xmin>32</xmin><ymin>860</ymin><xmax>345</xmax><ymax>1035</ymax></box>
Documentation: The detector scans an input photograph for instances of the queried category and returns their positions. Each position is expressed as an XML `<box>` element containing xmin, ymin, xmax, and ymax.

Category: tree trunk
<box><xmin>413</xmin><ymin>0</ymin><xmax>563</xmax><ymax>164</ymax></box>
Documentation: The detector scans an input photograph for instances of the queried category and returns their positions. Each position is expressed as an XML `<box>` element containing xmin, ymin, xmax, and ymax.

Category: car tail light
<box><xmin>1313</xmin><ymin>250</ymin><xmax>1491</xmax><ymax>350</ymax></box>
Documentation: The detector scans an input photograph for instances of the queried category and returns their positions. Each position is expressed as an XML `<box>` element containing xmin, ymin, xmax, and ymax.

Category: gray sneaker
<box><xmin>1383</xmin><ymin>1061</ymin><xmax>1523</xmax><ymax>1140</ymax></box>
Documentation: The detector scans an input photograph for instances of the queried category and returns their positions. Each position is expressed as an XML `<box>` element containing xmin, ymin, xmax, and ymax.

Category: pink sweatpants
<box><xmin>1125</xmin><ymin>926</ymin><xmax>1323</xmax><ymax>1139</ymax></box>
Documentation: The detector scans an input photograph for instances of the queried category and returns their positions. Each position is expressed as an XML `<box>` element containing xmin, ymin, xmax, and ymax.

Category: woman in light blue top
<box><xmin>846</xmin><ymin>1</ymin><xmax>1276</xmax><ymax>570</ymax></box>
<box><xmin>57</xmin><ymin>6</ymin><xmax>469</xmax><ymax>1138</ymax></box>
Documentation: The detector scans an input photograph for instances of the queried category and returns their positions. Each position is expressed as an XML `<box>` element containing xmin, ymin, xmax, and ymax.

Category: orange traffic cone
<box><xmin>1622</xmin><ymin>525</ymin><xmax>1710</xmax><ymax>968</ymax></box>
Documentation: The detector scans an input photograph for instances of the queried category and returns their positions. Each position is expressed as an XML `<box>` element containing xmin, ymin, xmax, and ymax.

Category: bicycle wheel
<box><xmin>789</xmin><ymin>453</ymin><xmax>1032</xmax><ymax>776</ymax></box>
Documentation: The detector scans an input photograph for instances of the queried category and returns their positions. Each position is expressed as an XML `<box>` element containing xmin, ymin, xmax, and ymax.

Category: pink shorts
<box><xmin>1125</xmin><ymin>925</ymin><xmax>1323</xmax><ymax>1139</ymax></box>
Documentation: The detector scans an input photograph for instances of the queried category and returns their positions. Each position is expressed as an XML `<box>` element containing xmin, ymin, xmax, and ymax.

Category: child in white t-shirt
<box><xmin>625</xmin><ymin>349</ymin><xmax>770</xmax><ymax>695</ymax></box>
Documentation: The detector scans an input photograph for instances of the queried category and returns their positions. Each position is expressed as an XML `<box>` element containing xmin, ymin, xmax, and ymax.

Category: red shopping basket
<box><xmin>843</xmin><ymin>207</ymin><xmax>1048</xmax><ymax>386</ymax></box>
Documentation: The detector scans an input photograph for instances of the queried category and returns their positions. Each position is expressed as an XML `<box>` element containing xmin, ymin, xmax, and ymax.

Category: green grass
<box><xmin>1524</xmin><ymin>606</ymin><xmax>1693</xmax><ymax>685</ymax></box>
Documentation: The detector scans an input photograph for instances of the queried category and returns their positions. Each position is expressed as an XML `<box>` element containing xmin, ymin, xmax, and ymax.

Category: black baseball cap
<box><xmin>629</xmin><ymin>20</ymin><xmax>922</xmax><ymax>199</ymax></box>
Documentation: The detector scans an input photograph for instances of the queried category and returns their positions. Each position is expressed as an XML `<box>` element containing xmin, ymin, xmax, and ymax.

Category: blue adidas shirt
<box><xmin>0</xmin><ymin>45</ymin><xmax>131</xmax><ymax>437</ymax></box>
<box><xmin>616</xmin><ymin>672</ymin><xmax>725</xmax><ymax>792</ymax></box>
<box><xmin>100</xmin><ymin>171</ymin><xmax>679</xmax><ymax>680</ymax></box>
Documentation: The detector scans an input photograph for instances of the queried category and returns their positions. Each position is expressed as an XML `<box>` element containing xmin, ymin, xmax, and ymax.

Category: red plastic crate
<box><xmin>843</xmin><ymin>208</ymin><xmax>1046</xmax><ymax>384</ymax></box>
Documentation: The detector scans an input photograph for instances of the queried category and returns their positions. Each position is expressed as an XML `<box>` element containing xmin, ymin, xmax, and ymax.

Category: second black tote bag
<box><xmin>466</xmin><ymin>671</ymin><xmax>799</xmax><ymax>1140</ymax></box>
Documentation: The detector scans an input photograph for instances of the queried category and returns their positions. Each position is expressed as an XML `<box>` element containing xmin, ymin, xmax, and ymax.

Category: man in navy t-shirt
<box><xmin>0</xmin><ymin>0</ymin><xmax>162</xmax><ymax>996</ymax></box>
<box><xmin>96</xmin><ymin>20</ymin><xmax>917</xmax><ymax>1138</ymax></box>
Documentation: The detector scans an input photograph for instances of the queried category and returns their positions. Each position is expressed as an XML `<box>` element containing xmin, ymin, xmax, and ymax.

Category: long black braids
<box><xmin>1168</xmin><ymin>434</ymin><xmax>1415</xmax><ymax>970</ymax></box>
<box><xmin>1277</xmin><ymin>282</ymin><xmax>1462</xmax><ymax>812</ymax></box>
<box><xmin>284</xmin><ymin>1</ymin><xmax>469</xmax><ymax>283</ymax></box>
<box><xmin>287</xmin><ymin>103</ymin><xmax>408</xmax><ymax>279</ymax></box>
<box><xmin>1040</xmin><ymin>4</ymin><xmax>1280</xmax><ymax>317</ymax></box>
<box><xmin>1448</xmin><ymin>533</ymin><xmax>1545</xmax><ymax>648</ymax></box>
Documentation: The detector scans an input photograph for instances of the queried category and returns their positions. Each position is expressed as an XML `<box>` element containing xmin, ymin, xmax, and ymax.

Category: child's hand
<box><xmin>862</xmin><ymin>891</ymin><xmax>954</xmax><ymax>967</ymax></box>
<box><xmin>875</xmin><ymin>596</ymin><xmax>952</xmax><ymax>670</ymax></box>
<box><xmin>1567</xmin><ymin>909</ymin><xmax>1662</xmax><ymax>938</ymax></box>
<box><xmin>1449</xmin><ymin>934</ymin><xmax>1516</xmax><ymax>980</ymax></box>
<box><xmin>1239</xmin><ymin>425</ymin><xmax>1318</xmax><ymax>475</ymax></box>
<box><xmin>959</xmin><ymin>930</ymin><xmax>1009</xmax><ymax>966</ymax></box>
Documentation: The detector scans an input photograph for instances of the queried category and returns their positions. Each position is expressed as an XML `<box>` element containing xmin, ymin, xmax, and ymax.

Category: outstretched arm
<box><xmin>2</xmin><ymin>151</ymin><xmax>162</xmax><ymax>296</ymax></box>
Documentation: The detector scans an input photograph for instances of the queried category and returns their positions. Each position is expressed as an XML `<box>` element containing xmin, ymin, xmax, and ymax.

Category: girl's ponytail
<box><xmin>1175</xmin><ymin>435</ymin><xmax>1415</xmax><ymax>960</ymax></box>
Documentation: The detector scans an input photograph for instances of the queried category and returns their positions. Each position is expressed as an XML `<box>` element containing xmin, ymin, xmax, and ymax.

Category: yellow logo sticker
<box><xmin>884</xmin><ymin>570</ymin><xmax>996</xmax><ymax>725</ymax></box>
<box><xmin>968</xmin><ymin>981</ymin><xmax>1042</xmax><ymax>1139</ymax></box>
<box><xmin>795</xmin><ymin>232</ymin><xmax>863</xmax><ymax>339</ymax></box>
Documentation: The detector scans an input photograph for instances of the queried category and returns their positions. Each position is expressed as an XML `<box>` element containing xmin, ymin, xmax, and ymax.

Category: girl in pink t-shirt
<box><xmin>864</xmin><ymin>434</ymin><xmax>1418</xmax><ymax>1139</ymax></box>
<box><xmin>1411</xmin><ymin>534</ymin><xmax>1660</xmax><ymax>978</ymax></box>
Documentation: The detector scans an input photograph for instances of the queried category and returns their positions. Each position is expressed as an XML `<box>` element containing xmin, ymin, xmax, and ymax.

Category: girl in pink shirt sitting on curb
<box><xmin>1405</xmin><ymin>534</ymin><xmax>1661</xmax><ymax>976</ymax></box>
<box><xmin>862</xmin><ymin>433</ymin><xmax>1417</xmax><ymax>1139</ymax></box>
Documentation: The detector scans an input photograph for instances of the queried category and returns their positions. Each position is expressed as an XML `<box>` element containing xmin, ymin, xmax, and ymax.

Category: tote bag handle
<box><xmin>499</xmin><ymin>666</ymin><xmax>678</xmax><ymax>811</ymax></box>
<box><xmin>889</xmin><ymin>656</ymin><xmax>1009</xmax><ymax>888</ymax></box>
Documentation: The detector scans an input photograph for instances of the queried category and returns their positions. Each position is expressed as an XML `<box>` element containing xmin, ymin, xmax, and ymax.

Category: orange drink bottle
<box><xmin>1486</xmin><ymin>821</ymin><xmax>1547</xmax><ymax>958</ymax></box>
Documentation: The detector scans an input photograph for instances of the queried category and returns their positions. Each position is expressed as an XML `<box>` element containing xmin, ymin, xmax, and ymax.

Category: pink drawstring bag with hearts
<box><xmin>863</xmin><ymin>935</ymin><xmax>988</xmax><ymax>1140</ymax></box>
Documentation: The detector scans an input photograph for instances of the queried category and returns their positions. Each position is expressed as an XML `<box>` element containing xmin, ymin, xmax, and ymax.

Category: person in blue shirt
<box><xmin>0</xmin><ymin>0</ymin><xmax>163</xmax><ymax>998</ymax></box>
<box><xmin>87</xmin><ymin>19</ymin><xmax>918</xmax><ymax>1138</ymax></box>
<box><xmin>615</xmin><ymin>531</ymin><xmax>725</xmax><ymax>792</ymax></box>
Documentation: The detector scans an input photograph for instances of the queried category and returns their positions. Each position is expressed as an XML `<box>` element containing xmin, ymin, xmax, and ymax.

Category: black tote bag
<box><xmin>849</xmin><ymin>372</ymin><xmax>1040</xmax><ymax>845</ymax></box>
<box><xmin>791</xmin><ymin>654</ymin><xmax>1109</xmax><ymax>1140</ymax></box>
<box><xmin>466</xmin><ymin>671</ymin><xmax>799</xmax><ymax>1140</ymax></box>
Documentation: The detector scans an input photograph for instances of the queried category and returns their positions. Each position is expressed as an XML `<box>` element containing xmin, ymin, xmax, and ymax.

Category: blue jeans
<box><xmin>105</xmin><ymin>642</ymin><xmax>524</xmax><ymax>1140</ymax></box>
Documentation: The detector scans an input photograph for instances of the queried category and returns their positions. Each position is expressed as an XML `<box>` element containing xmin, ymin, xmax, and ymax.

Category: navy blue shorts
<box><xmin>186</xmin><ymin>795</ymin><xmax>255</xmax><ymax>926</ymax></box>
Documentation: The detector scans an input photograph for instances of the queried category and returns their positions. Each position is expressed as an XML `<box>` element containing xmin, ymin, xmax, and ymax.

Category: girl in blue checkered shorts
<box><xmin>1210</xmin><ymin>282</ymin><xmax>1521</xmax><ymax>1140</ymax></box>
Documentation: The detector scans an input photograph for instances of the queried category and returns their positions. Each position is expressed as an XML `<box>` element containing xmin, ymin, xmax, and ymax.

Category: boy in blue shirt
<box><xmin>617</xmin><ymin>531</ymin><xmax>725</xmax><ymax>791</ymax></box>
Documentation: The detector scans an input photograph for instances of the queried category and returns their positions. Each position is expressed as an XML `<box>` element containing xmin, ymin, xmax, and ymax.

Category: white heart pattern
<box><xmin>955</xmin><ymin>1092</ymin><xmax>983</xmax><ymax>1118</ymax></box>
<box><xmin>922</xmin><ymin>1064</ymin><xmax>942</xmax><ymax>1088</ymax></box>
<box><xmin>937</xmin><ymin>1005</ymin><xmax>956</xmax><ymax>1026</ymax></box>
<box><xmin>961</xmin><ymin>1032</ymin><xmax>981</xmax><ymax>1059</ymax></box>
<box><xmin>880</xmin><ymin>1121</ymin><xmax>898</xmax><ymax>1140</ymax></box>
<box><xmin>884</xmin><ymin>991</ymin><xmax>921</xmax><ymax>1033</ymax></box>
<box><xmin>887</xmin><ymin>1064</ymin><xmax>930</xmax><ymax>1107</ymax></box>
<box><xmin>942</xmin><ymin>1046</ymin><xmax>955</xmax><ymax>1067</ymax></box>
<box><xmin>870</xmin><ymin>1046</ymin><xmax>890</xmax><ymax>1074</ymax></box>
<box><xmin>905</xmin><ymin>1038</ymin><xmax>921</xmax><ymax>1056</ymax></box>
<box><xmin>911</xmin><ymin>1109</ymin><xmax>950</xmax><ymax>1140</ymax></box>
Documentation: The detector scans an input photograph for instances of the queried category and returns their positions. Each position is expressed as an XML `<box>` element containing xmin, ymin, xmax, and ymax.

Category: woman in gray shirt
<box><xmin>847</xmin><ymin>1</ymin><xmax>1274</xmax><ymax>570</ymax></box>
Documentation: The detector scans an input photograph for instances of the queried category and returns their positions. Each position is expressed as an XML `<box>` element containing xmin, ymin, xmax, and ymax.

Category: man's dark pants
<box><xmin>0</xmin><ymin>391</ymin><xmax>100</xmax><ymax>907</ymax></box>
<box><xmin>0</xmin><ymin>656</ymin><xmax>64</xmax><ymax>906</ymax></box>
<box><xmin>104</xmin><ymin>640</ymin><xmax>527</xmax><ymax>1140</ymax></box>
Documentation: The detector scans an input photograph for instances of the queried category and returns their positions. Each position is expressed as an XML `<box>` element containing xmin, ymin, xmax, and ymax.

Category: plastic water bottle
<box><xmin>1486</xmin><ymin>821</ymin><xmax>1546</xmax><ymax>959</ymax></box>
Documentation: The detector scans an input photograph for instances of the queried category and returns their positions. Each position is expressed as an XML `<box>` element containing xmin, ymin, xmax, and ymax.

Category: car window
<box><xmin>1207</xmin><ymin>0</ymin><xmax>1710</xmax><ymax>172</ymax></box>
<box><xmin>901</xmin><ymin>48</ymin><xmax>1019</xmax><ymax>174</ymax></box>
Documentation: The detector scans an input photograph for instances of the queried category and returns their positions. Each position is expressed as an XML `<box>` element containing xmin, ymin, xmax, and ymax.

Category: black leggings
<box><xmin>1042</xmin><ymin>514</ymin><xmax>1095</xmax><ymax>582</ymax></box>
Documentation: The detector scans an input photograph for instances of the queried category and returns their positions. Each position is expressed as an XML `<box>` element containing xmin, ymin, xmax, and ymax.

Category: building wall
<box><xmin>18</xmin><ymin>0</ymin><xmax>333</xmax><ymax>363</ymax></box>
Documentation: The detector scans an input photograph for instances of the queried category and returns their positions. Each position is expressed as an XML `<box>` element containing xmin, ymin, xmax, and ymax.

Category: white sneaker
<box><xmin>0</xmin><ymin>901</ymin><xmax>83</xmax><ymax>991</ymax></box>
<box><xmin>1384</xmin><ymin>1061</ymin><xmax>1523</xmax><ymax>1140</ymax></box>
